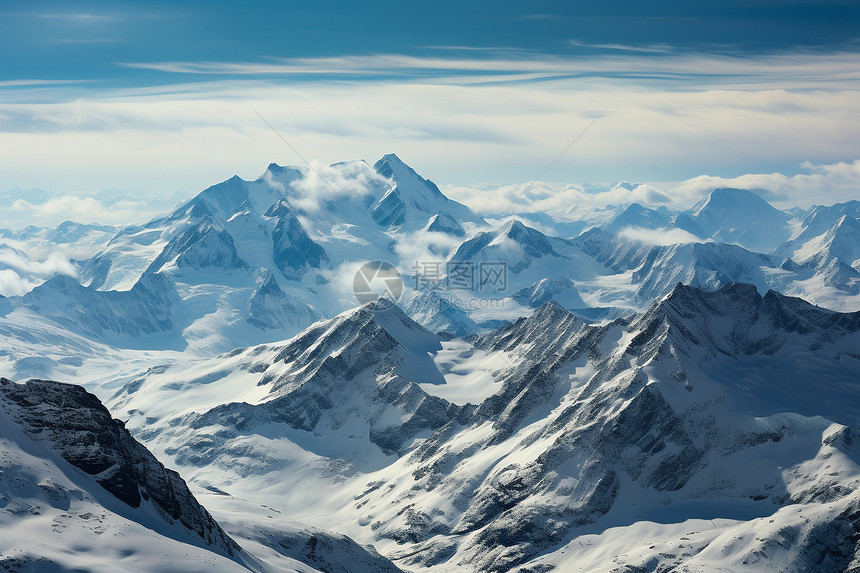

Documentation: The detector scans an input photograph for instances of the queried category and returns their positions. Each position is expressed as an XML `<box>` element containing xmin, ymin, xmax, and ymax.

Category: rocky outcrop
<box><xmin>0</xmin><ymin>378</ymin><xmax>240</xmax><ymax>557</ymax></box>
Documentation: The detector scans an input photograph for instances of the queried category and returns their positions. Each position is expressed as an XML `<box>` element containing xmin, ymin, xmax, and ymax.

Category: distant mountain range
<box><xmin>1</xmin><ymin>154</ymin><xmax>859</xmax><ymax>571</ymax></box>
<box><xmin>2</xmin><ymin>155</ymin><xmax>858</xmax><ymax>374</ymax></box>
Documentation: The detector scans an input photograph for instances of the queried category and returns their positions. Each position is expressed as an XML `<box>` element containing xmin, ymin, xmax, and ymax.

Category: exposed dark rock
<box><xmin>0</xmin><ymin>378</ymin><xmax>239</xmax><ymax>557</ymax></box>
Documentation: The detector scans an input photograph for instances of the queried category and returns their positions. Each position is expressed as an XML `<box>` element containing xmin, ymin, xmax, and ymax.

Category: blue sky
<box><xmin>1</xmin><ymin>1</ymin><xmax>859</xmax><ymax>226</ymax></box>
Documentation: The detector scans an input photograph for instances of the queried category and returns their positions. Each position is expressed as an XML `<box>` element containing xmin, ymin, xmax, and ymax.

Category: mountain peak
<box><xmin>196</xmin><ymin>174</ymin><xmax>250</xmax><ymax>218</ymax></box>
<box><xmin>504</xmin><ymin>219</ymin><xmax>528</xmax><ymax>233</ymax></box>
<box><xmin>683</xmin><ymin>188</ymin><xmax>791</xmax><ymax>251</ymax></box>
<box><xmin>501</xmin><ymin>219</ymin><xmax>558</xmax><ymax>256</ymax></box>
<box><xmin>532</xmin><ymin>298</ymin><xmax>574</xmax><ymax>320</ymax></box>
<box><xmin>425</xmin><ymin>213</ymin><xmax>465</xmax><ymax>236</ymax></box>
<box><xmin>373</xmin><ymin>152</ymin><xmax>404</xmax><ymax>175</ymax></box>
<box><xmin>689</xmin><ymin>188</ymin><xmax>782</xmax><ymax>219</ymax></box>
<box><xmin>380</xmin><ymin>152</ymin><xmax>404</xmax><ymax>164</ymax></box>
<box><xmin>662</xmin><ymin>281</ymin><xmax>761</xmax><ymax>308</ymax></box>
<box><xmin>373</xmin><ymin>153</ymin><xmax>445</xmax><ymax>200</ymax></box>
<box><xmin>370</xmin><ymin>153</ymin><xmax>483</xmax><ymax>228</ymax></box>
<box><xmin>321</xmin><ymin>300</ymin><xmax>441</xmax><ymax>354</ymax></box>
<box><xmin>605</xmin><ymin>202</ymin><xmax>671</xmax><ymax>233</ymax></box>
<box><xmin>702</xmin><ymin>187</ymin><xmax>770</xmax><ymax>207</ymax></box>
<box><xmin>475</xmin><ymin>296</ymin><xmax>585</xmax><ymax>355</ymax></box>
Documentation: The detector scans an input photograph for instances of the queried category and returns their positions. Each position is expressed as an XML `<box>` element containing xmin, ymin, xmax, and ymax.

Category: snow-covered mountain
<box><xmin>783</xmin><ymin>200</ymin><xmax>860</xmax><ymax>254</ymax></box>
<box><xmin>671</xmin><ymin>188</ymin><xmax>793</xmax><ymax>252</ymax></box>
<box><xmin>3</xmin><ymin>149</ymin><xmax>860</xmax><ymax>573</ymax></box>
<box><xmin>3</xmin><ymin>156</ymin><xmax>860</xmax><ymax>388</ymax></box>
<box><xmin>16</xmin><ymin>272</ymin><xmax>178</xmax><ymax>340</ymax></box>
<box><xmin>603</xmin><ymin>202</ymin><xmax>672</xmax><ymax>234</ymax></box>
<box><xmin>0</xmin><ymin>377</ymin><xmax>405</xmax><ymax>573</ymax></box>
<box><xmin>446</xmin><ymin>219</ymin><xmax>609</xmax><ymax>302</ymax></box>
<box><xmin>0</xmin><ymin>377</ymin><xmax>250</xmax><ymax>571</ymax></box>
<box><xmin>96</xmin><ymin>283</ymin><xmax>860</xmax><ymax>572</ymax></box>
<box><xmin>110</xmin><ymin>303</ymin><xmax>461</xmax><ymax>469</ymax></box>
<box><xmin>372</xmin><ymin>154</ymin><xmax>485</xmax><ymax>229</ymax></box>
<box><xmin>576</xmin><ymin>225</ymin><xmax>860</xmax><ymax>310</ymax></box>
<box><xmin>780</xmin><ymin>211</ymin><xmax>860</xmax><ymax>270</ymax></box>
<box><xmin>49</xmin><ymin>155</ymin><xmax>486</xmax><ymax>354</ymax></box>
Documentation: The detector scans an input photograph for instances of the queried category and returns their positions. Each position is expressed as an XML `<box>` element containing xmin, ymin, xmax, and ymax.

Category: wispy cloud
<box><xmin>0</xmin><ymin>79</ymin><xmax>94</xmax><ymax>87</ymax></box>
<box><xmin>2</xmin><ymin>47</ymin><xmax>859</xmax><ymax>220</ymax></box>
<box><xmin>118</xmin><ymin>51</ymin><xmax>860</xmax><ymax>89</ymax></box>
<box><xmin>568</xmin><ymin>40</ymin><xmax>674</xmax><ymax>54</ymax></box>
<box><xmin>6</xmin><ymin>195</ymin><xmax>167</xmax><ymax>227</ymax></box>
<box><xmin>669</xmin><ymin>159</ymin><xmax>860</xmax><ymax>208</ymax></box>
<box><xmin>34</xmin><ymin>12</ymin><xmax>122</xmax><ymax>23</ymax></box>
<box><xmin>618</xmin><ymin>226</ymin><xmax>701</xmax><ymax>246</ymax></box>
<box><xmin>0</xmin><ymin>245</ymin><xmax>76</xmax><ymax>296</ymax></box>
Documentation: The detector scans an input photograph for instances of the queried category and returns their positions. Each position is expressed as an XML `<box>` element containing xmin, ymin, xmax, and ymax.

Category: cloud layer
<box><xmin>1</xmin><ymin>49</ymin><xmax>858</xmax><ymax>225</ymax></box>
<box><xmin>0</xmin><ymin>245</ymin><xmax>77</xmax><ymax>296</ymax></box>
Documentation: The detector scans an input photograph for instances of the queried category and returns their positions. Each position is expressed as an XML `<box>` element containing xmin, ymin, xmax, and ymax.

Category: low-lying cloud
<box><xmin>288</xmin><ymin>160</ymin><xmax>390</xmax><ymax>213</ymax></box>
<box><xmin>668</xmin><ymin>159</ymin><xmax>860</xmax><ymax>209</ymax></box>
<box><xmin>0</xmin><ymin>246</ymin><xmax>77</xmax><ymax>296</ymax></box>
<box><xmin>0</xmin><ymin>248</ymin><xmax>76</xmax><ymax>278</ymax></box>
<box><xmin>0</xmin><ymin>269</ymin><xmax>39</xmax><ymax>297</ymax></box>
<box><xmin>2</xmin><ymin>193</ymin><xmax>173</xmax><ymax>229</ymax></box>
<box><xmin>618</xmin><ymin>226</ymin><xmax>702</xmax><ymax>246</ymax></box>
<box><xmin>445</xmin><ymin>158</ymin><xmax>860</xmax><ymax>221</ymax></box>
<box><xmin>444</xmin><ymin>181</ymin><xmax>674</xmax><ymax>219</ymax></box>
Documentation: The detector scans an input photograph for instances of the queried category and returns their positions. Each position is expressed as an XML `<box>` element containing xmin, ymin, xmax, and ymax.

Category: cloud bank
<box><xmin>1</xmin><ymin>49</ymin><xmax>858</xmax><ymax>225</ymax></box>
<box><xmin>0</xmin><ymin>246</ymin><xmax>77</xmax><ymax>296</ymax></box>
<box><xmin>618</xmin><ymin>226</ymin><xmax>702</xmax><ymax>246</ymax></box>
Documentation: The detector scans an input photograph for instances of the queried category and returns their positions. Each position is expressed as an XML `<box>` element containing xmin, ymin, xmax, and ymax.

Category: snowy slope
<box><xmin>576</xmin><ymin>225</ymin><xmax>860</xmax><ymax>311</ymax></box>
<box><xmin>4</xmin><ymin>160</ymin><xmax>859</xmax><ymax>363</ymax></box>
<box><xmin>0</xmin><ymin>377</ymin><xmax>407</xmax><ymax>573</ymax></box>
<box><xmin>99</xmin><ymin>284</ymin><xmax>860</xmax><ymax>572</ymax></box>
<box><xmin>0</xmin><ymin>378</ymin><xmax>261</xmax><ymax>572</ymax></box>
<box><xmin>0</xmin><ymin>222</ymin><xmax>116</xmax><ymax>297</ymax></box>
<box><xmin>51</xmin><ymin>155</ymin><xmax>487</xmax><ymax>353</ymax></box>
<box><xmin>671</xmin><ymin>188</ymin><xmax>793</xmax><ymax>252</ymax></box>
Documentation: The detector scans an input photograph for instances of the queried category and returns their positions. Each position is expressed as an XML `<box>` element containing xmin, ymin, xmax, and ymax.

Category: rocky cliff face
<box><xmin>0</xmin><ymin>377</ymin><xmax>240</xmax><ymax>557</ymax></box>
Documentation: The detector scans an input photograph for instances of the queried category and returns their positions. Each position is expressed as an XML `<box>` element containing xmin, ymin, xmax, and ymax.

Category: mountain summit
<box><xmin>673</xmin><ymin>187</ymin><xmax>792</xmax><ymax>251</ymax></box>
